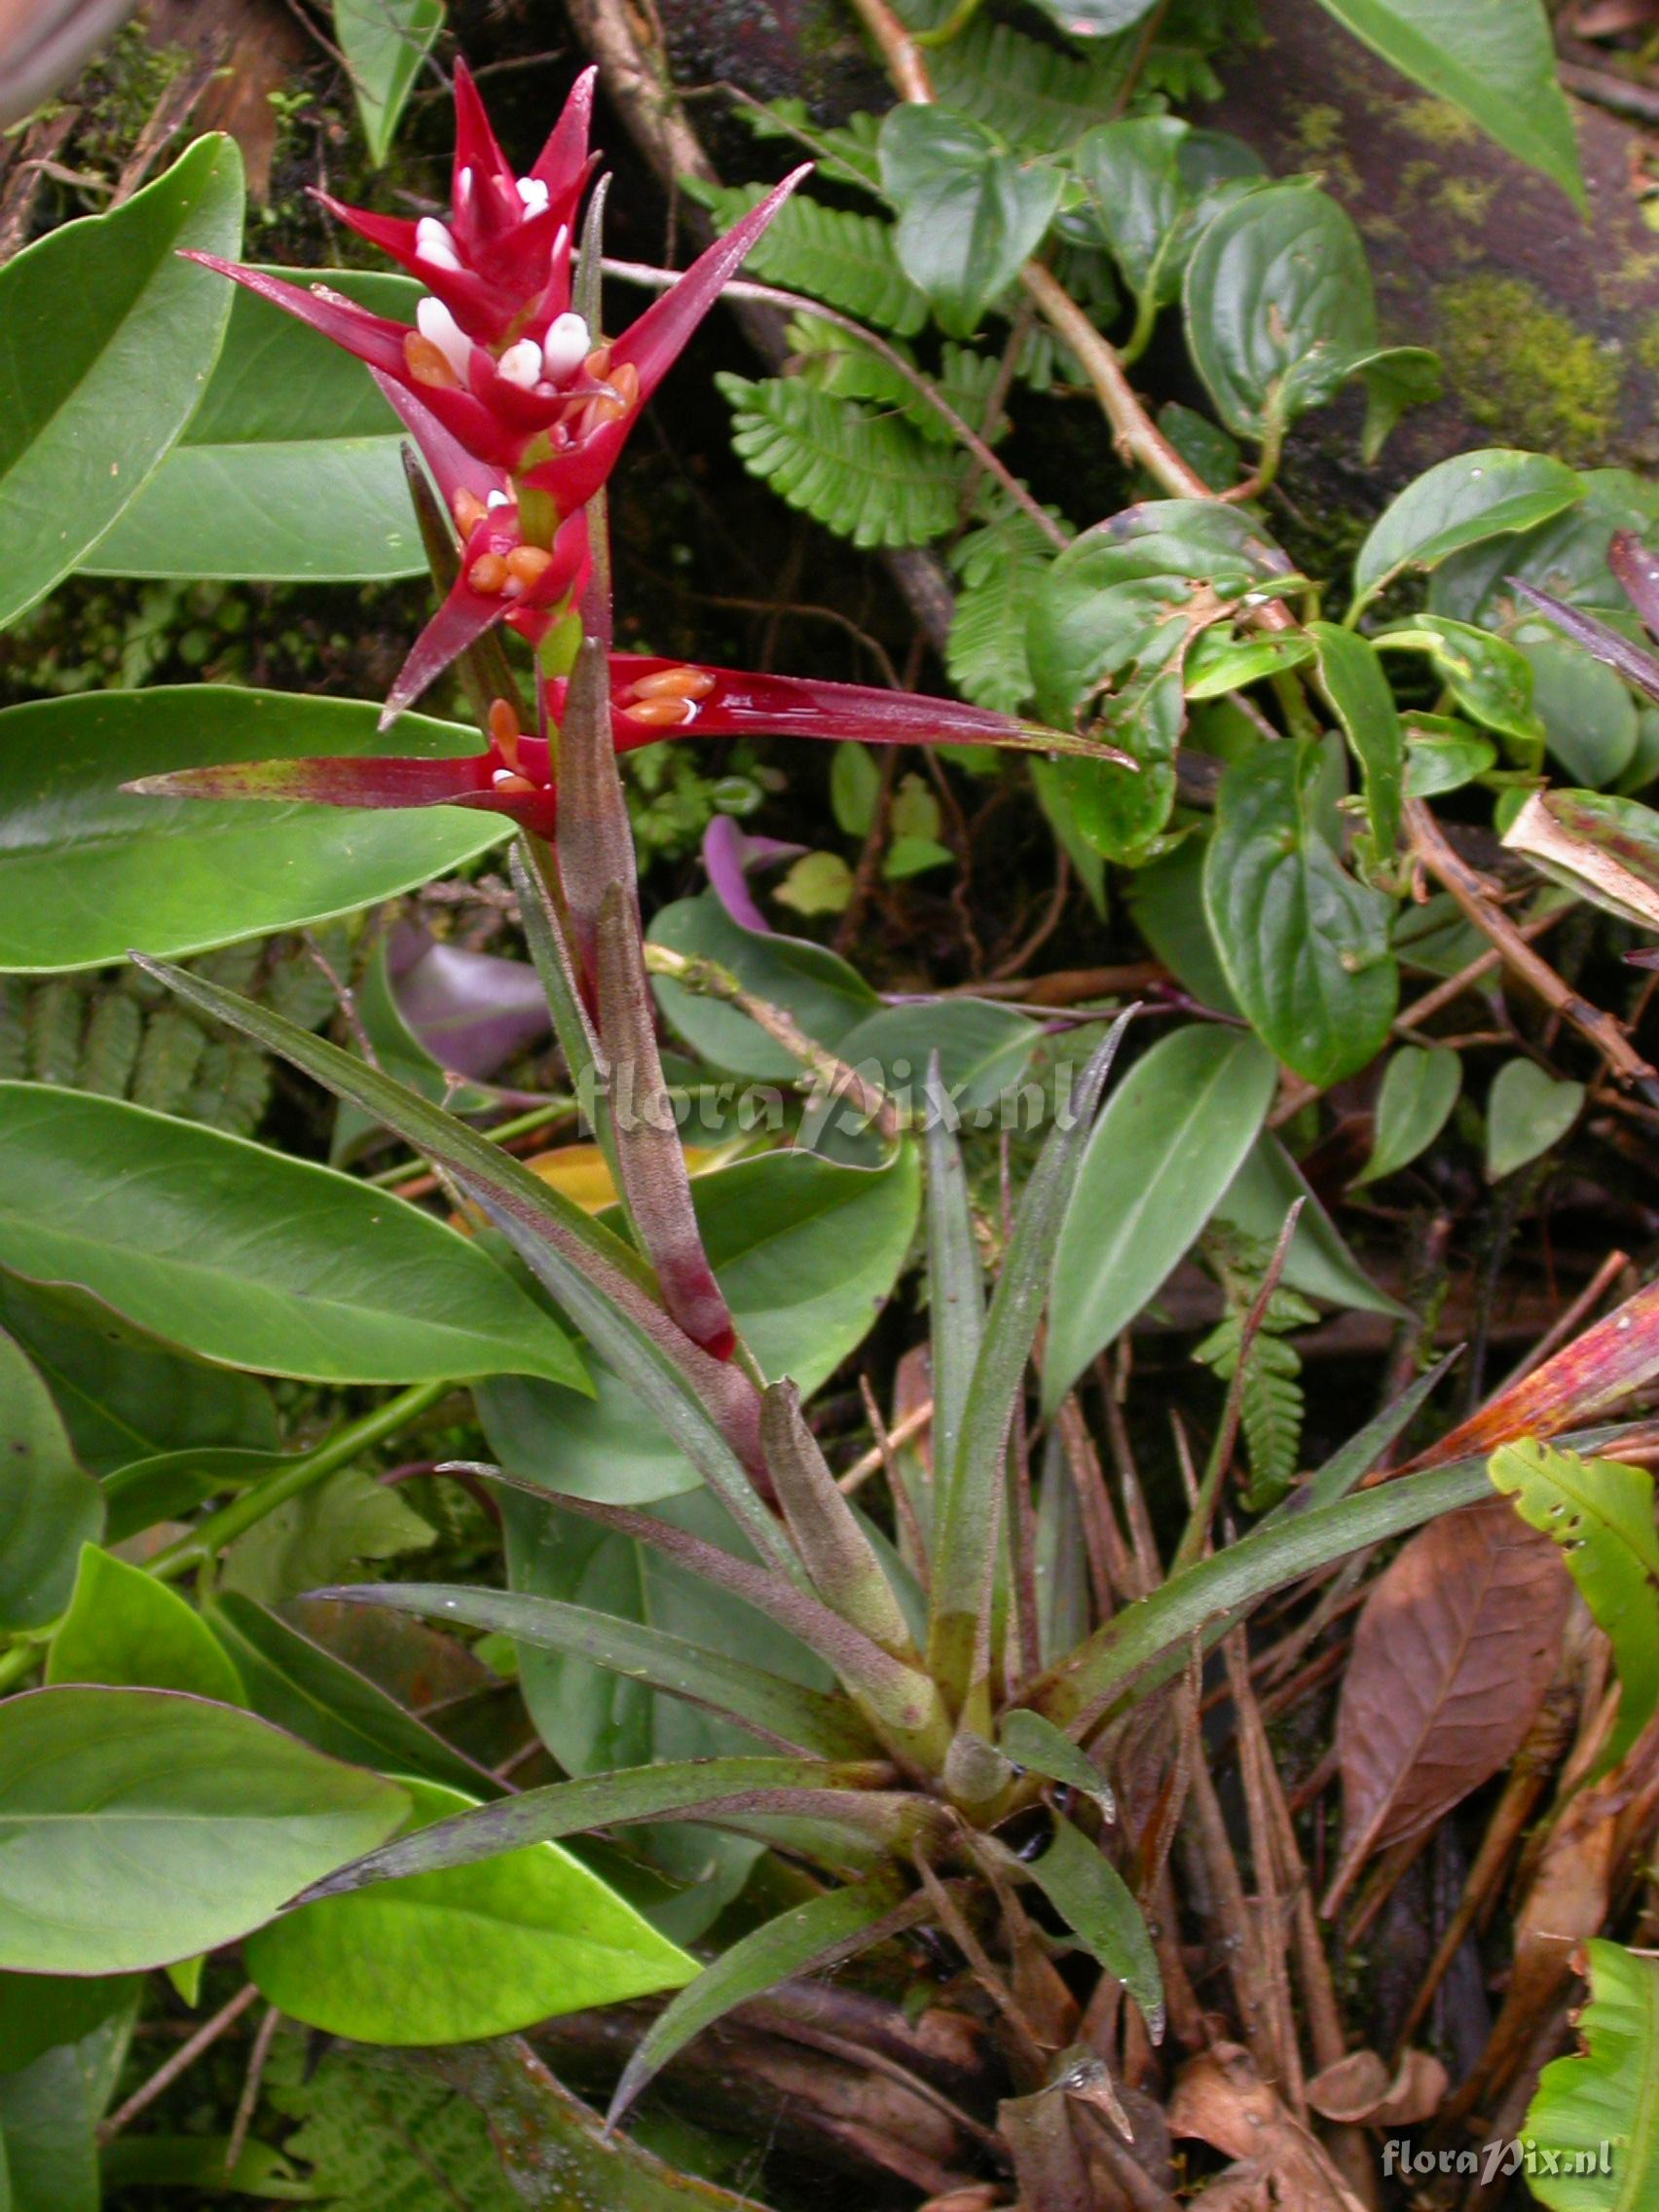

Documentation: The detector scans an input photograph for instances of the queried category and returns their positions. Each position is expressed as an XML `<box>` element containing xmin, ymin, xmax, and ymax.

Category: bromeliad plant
<box><xmin>4</xmin><ymin>20</ymin><xmax>1659</xmax><ymax>2207</ymax></box>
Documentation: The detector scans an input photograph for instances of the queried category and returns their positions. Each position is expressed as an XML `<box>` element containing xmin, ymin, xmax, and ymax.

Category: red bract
<box><xmin>129</xmin><ymin>657</ymin><xmax>1131</xmax><ymax>830</ymax></box>
<box><xmin>182</xmin><ymin>66</ymin><xmax>804</xmax><ymax>497</ymax></box>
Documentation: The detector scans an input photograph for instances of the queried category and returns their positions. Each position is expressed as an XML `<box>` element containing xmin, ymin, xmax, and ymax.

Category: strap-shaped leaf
<box><xmin>135</xmin><ymin>959</ymin><xmax>779</xmax><ymax>1562</ymax></box>
<box><xmin>471</xmin><ymin>1472</ymin><xmax>939</xmax><ymax>1723</ymax></box>
<box><xmin>608</xmin><ymin>1874</ymin><xmax>924</xmax><ymax>2124</ymax></box>
<box><xmin>1279</xmin><ymin>1350</ymin><xmax>1458</xmax><ymax>1518</ymax></box>
<box><xmin>1017</xmin><ymin>1814</ymin><xmax>1162</xmax><ymax>2035</ymax></box>
<box><xmin>297</xmin><ymin>1755</ymin><xmax>891</xmax><ymax>1899</ymax></box>
<box><xmin>928</xmin><ymin>1019</ymin><xmax>1127</xmax><ymax>1710</ymax></box>
<box><xmin>320</xmin><ymin>1583</ymin><xmax>872</xmax><ymax>1759</ymax></box>
<box><xmin>924</xmin><ymin>1084</ymin><xmax>985</xmax><ymax>1485</ymax></box>
<box><xmin>1025</xmin><ymin>1458</ymin><xmax>1492</xmax><ymax>1736</ymax></box>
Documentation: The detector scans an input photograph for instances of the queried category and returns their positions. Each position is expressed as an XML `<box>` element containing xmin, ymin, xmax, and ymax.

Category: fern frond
<box><xmin>1239</xmin><ymin>1352</ymin><xmax>1304</xmax><ymax>1510</ymax></box>
<box><xmin>947</xmin><ymin>501</ymin><xmax>1063</xmax><ymax>713</ymax></box>
<box><xmin>732</xmin><ymin>100</ymin><xmax>886</xmax><ymax>194</ymax></box>
<box><xmin>686</xmin><ymin>182</ymin><xmax>928</xmax><ymax>335</ymax></box>
<box><xmin>717</xmin><ymin>373</ymin><xmax>967</xmax><ymax>547</ymax></box>
<box><xmin>787</xmin><ymin>316</ymin><xmax>1004</xmax><ymax>450</ymax></box>
<box><xmin>930</xmin><ymin>22</ymin><xmax>1128</xmax><ymax>155</ymax></box>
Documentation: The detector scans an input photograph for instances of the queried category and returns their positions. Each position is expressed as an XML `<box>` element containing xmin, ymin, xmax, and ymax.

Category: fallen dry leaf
<box><xmin>1306</xmin><ymin>2046</ymin><xmax>1447</xmax><ymax>2127</ymax></box>
<box><xmin>1325</xmin><ymin>1496</ymin><xmax>1571</xmax><ymax>1910</ymax></box>
<box><xmin>1170</xmin><ymin>2046</ymin><xmax>1367</xmax><ymax>2212</ymax></box>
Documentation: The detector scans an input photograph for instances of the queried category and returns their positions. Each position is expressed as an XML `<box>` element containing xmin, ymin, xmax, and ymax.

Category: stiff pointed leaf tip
<box><xmin>1610</xmin><ymin>530</ymin><xmax>1659</xmax><ymax>639</ymax></box>
<box><xmin>1508</xmin><ymin>573</ymin><xmax>1659</xmax><ymax>709</ymax></box>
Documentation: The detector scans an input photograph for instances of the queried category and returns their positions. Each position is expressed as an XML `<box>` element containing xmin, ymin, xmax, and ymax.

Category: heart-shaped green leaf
<box><xmin>1485</xmin><ymin>1057</ymin><xmax>1583</xmax><ymax>1180</ymax></box>
<box><xmin>879</xmin><ymin>106</ymin><xmax>1063</xmax><ymax>336</ymax></box>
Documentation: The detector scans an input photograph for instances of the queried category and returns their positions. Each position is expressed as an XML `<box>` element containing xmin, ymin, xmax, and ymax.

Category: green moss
<box><xmin>1640</xmin><ymin>313</ymin><xmax>1659</xmax><ymax>380</ymax></box>
<box><xmin>1397</xmin><ymin>96</ymin><xmax>1480</xmax><ymax>147</ymax></box>
<box><xmin>1436</xmin><ymin>276</ymin><xmax>1622</xmax><ymax>465</ymax></box>
<box><xmin>1291</xmin><ymin>102</ymin><xmax>1345</xmax><ymax>156</ymax></box>
<box><xmin>1435</xmin><ymin>176</ymin><xmax>1498</xmax><ymax>227</ymax></box>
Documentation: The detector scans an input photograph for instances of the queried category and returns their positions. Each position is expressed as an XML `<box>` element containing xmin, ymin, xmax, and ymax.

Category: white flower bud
<box><xmin>515</xmin><ymin>175</ymin><xmax>551</xmax><ymax>216</ymax></box>
<box><xmin>416</xmin><ymin>296</ymin><xmax>471</xmax><ymax>383</ymax></box>
<box><xmin>497</xmin><ymin>337</ymin><xmax>545</xmax><ymax>390</ymax></box>
<box><xmin>415</xmin><ymin>216</ymin><xmax>461</xmax><ymax>273</ymax></box>
<box><xmin>540</xmin><ymin>312</ymin><xmax>591</xmax><ymax>385</ymax></box>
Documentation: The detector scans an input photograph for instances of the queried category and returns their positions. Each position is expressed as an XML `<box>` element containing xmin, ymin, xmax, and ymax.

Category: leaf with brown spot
<box><xmin>1326</xmin><ymin>1496</ymin><xmax>1571</xmax><ymax>1910</ymax></box>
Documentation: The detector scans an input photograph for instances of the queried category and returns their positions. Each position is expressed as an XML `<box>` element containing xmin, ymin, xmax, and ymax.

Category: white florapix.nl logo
<box><xmin>1382</xmin><ymin>2136</ymin><xmax>1618</xmax><ymax>2186</ymax></box>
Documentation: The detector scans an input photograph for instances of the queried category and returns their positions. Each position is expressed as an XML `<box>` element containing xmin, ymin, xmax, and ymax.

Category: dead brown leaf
<box><xmin>1169</xmin><ymin>2046</ymin><xmax>1367</xmax><ymax>2212</ymax></box>
<box><xmin>1305</xmin><ymin>2047</ymin><xmax>1447</xmax><ymax>2127</ymax></box>
<box><xmin>1325</xmin><ymin>1497</ymin><xmax>1571</xmax><ymax>1910</ymax></box>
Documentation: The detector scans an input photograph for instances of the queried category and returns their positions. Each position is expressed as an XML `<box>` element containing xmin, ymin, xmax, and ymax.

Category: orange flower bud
<box><xmin>488</xmin><ymin>697</ymin><xmax>522</xmax><ymax>767</ymax></box>
<box><xmin>620</xmin><ymin>696</ymin><xmax>697</xmax><ymax>728</ymax></box>
<box><xmin>628</xmin><ymin>665</ymin><xmax>717</xmax><ymax>702</ymax></box>
<box><xmin>504</xmin><ymin>544</ymin><xmax>554</xmax><ymax>590</ymax></box>
<box><xmin>452</xmin><ymin>489</ymin><xmax>487</xmax><ymax>536</ymax></box>
<box><xmin>468</xmin><ymin>553</ymin><xmax>509</xmax><ymax>593</ymax></box>
<box><xmin>404</xmin><ymin>332</ymin><xmax>461</xmax><ymax>390</ymax></box>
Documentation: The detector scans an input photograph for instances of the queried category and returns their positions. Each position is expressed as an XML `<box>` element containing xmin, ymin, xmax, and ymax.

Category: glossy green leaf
<box><xmin>1491</xmin><ymin>1442</ymin><xmax>1659</xmax><ymax>1770</ymax></box>
<box><xmin>879</xmin><ymin>107</ymin><xmax>1063</xmax><ymax>336</ymax></box>
<box><xmin>1124</xmin><ymin>835</ymin><xmax>1238</xmax><ymax>1013</ymax></box>
<box><xmin>46</xmin><ymin>1545</ymin><xmax>244</xmax><ymax>1703</ymax></box>
<box><xmin>1382</xmin><ymin>615</ymin><xmax>1543</xmax><ymax>748</ymax></box>
<box><xmin>999</xmin><ymin>1709</ymin><xmax>1114</xmax><ymax>1812</ymax></box>
<box><xmin>1216</xmin><ymin>1136</ymin><xmax>1402</xmax><ymax>1315</ymax></box>
<box><xmin>810</xmin><ymin>999</ymin><xmax>1039</xmax><ymax>1124</ymax></box>
<box><xmin>204</xmin><ymin>1589</ymin><xmax>498</xmax><ymax>1796</ymax></box>
<box><xmin>101</xmin><ymin>1446</ymin><xmax>280</xmax><ymax>1546</ymax></box>
<box><xmin>1523</xmin><ymin>632</ymin><xmax>1640</xmax><ymax>789</ymax></box>
<box><xmin>1183</xmin><ymin>181</ymin><xmax>1428</xmax><ymax>455</ymax></box>
<box><xmin>1021</xmin><ymin>1814</ymin><xmax>1162</xmax><ymax>2032</ymax></box>
<box><xmin>220</xmin><ymin>1463</ymin><xmax>434</xmax><ymax>1606</ymax></box>
<box><xmin>1526</xmin><ymin>1939</ymin><xmax>1659</xmax><ymax>2209</ymax></box>
<box><xmin>0</xmin><ymin>135</ymin><xmax>243</xmax><ymax>631</ymax></box>
<box><xmin>0</xmin><ymin>1271</ymin><xmax>276</xmax><ymax>1475</ymax></box>
<box><xmin>1351</xmin><ymin>448</ymin><xmax>1583</xmax><ymax>610</ymax></box>
<box><xmin>1351</xmin><ymin>1046</ymin><xmax>1461</xmax><ymax>1187</ymax></box>
<box><xmin>246</xmin><ymin>1776</ymin><xmax>693</xmax><ymax>2044</ymax></box>
<box><xmin>1029</xmin><ymin>498</ymin><xmax>1290</xmax><ymax>725</ymax></box>
<box><xmin>98</xmin><ymin>2136</ymin><xmax>313</xmax><ymax>2200</ymax></box>
<box><xmin>0</xmin><ymin>1330</ymin><xmax>103</xmax><ymax>1631</ymax></box>
<box><xmin>1045</xmin><ymin>1026</ymin><xmax>1276</xmax><ymax>1411</ymax></box>
<box><xmin>1309</xmin><ymin>0</ymin><xmax>1586</xmax><ymax>209</ymax></box>
<box><xmin>87</xmin><ymin>270</ymin><xmax>424</xmax><ymax>581</ymax></box>
<box><xmin>480</xmin><ymin>1146</ymin><xmax>918</xmax><ymax>1506</ymax></box>
<box><xmin>0</xmin><ymin>687</ymin><xmax>505</xmax><ymax>974</ymax></box>
<box><xmin>334</xmin><ymin>0</ymin><xmax>445</xmax><ymax>166</ymax></box>
<box><xmin>650</xmin><ymin>893</ymin><xmax>878</xmax><ymax>1079</ymax></box>
<box><xmin>1204</xmin><ymin>740</ymin><xmax>1398</xmax><ymax>1087</ymax></box>
<box><xmin>1309</xmin><ymin>620</ymin><xmax>1404</xmax><ymax>860</ymax></box>
<box><xmin>1405</xmin><ymin>723</ymin><xmax>1497</xmax><ymax>796</ymax></box>
<box><xmin>0</xmin><ymin>1971</ymin><xmax>140</xmax><ymax>2080</ymax></box>
<box><xmin>608</xmin><ymin>1875</ymin><xmax>911</xmax><ymax>2123</ymax></box>
<box><xmin>1485</xmin><ymin>1057</ymin><xmax>1584</xmax><ymax>1180</ymax></box>
<box><xmin>1027</xmin><ymin>0</ymin><xmax>1158</xmax><ymax>37</ymax></box>
<box><xmin>0</xmin><ymin>1084</ymin><xmax>584</xmax><ymax>1387</ymax></box>
<box><xmin>0</xmin><ymin>1990</ymin><xmax>135</xmax><ymax>2212</ymax></box>
<box><xmin>0</xmin><ymin>1686</ymin><xmax>407</xmax><ymax>1972</ymax></box>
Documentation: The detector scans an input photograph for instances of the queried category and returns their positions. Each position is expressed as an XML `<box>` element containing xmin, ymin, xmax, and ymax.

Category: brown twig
<box><xmin>1407</xmin><ymin>800</ymin><xmax>1659</xmax><ymax>1096</ymax></box>
<box><xmin>98</xmin><ymin>1983</ymin><xmax>260</xmax><ymax>2144</ymax></box>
